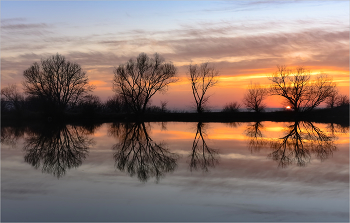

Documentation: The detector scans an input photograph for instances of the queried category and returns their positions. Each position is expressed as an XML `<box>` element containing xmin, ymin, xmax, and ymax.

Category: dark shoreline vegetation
<box><xmin>2</xmin><ymin>105</ymin><xmax>349</xmax><ymax>127</ymax></box>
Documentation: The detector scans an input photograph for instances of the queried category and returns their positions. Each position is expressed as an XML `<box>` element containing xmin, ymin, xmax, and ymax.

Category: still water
<box><xmin>1</xmin><ymin>121</ymin><xmax>349</xmax><ymax>222</ymax></box>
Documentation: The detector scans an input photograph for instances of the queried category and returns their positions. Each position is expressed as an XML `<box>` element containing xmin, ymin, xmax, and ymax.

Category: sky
<box><xmin>1</xmin><ymin>0</ymin><xmax>349</xmax><ymax>110</ymax></box>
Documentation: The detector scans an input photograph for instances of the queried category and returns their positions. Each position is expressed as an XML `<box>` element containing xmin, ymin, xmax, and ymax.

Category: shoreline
<box><xmin>1</xmin><ymin>107</ymin><xmax>349</xmax><ymax>127</ymax></box>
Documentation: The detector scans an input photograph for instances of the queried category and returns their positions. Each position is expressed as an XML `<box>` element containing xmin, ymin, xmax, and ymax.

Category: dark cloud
<box><xmin>167</xmin><ymin>29</ymin><xmax>348</xmax><ymax>57</ymax></box>
<box><xmin>98</xmin><ymin>40</ymin><xmax>128</xmax><ymax>45</ymax></box>
<box><xmin>95</xmin><ymin>21</ymin><xmax>348</xmax><ymax>71</ymax></box>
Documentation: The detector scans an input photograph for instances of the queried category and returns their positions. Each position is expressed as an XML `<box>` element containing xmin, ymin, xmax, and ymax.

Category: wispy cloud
<box><xmin>2</xmin><ymin>23</ymin><xmax>49</xmax><ymax>30</ymax></box>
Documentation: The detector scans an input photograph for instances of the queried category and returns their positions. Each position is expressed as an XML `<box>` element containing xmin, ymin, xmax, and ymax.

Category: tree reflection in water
<box><xmin>326</xmin><ymin>122</ymin><xmax>349</xmax><ymax>136</ymax></box>
<box><xmin>189</xmin><ymin>122</ymin><xmax>219</xmax><ymax>172</ymax></box>
<box><xmin>269</xmin><ymin>121</ymin><xmax>337</xmax><ymax>167</ymax></box>
<box><xmin>23</xmin><ymin>124</ymin><xmax>93</xmax><ymax>178</ymax></box>
<box><xmin>244</xmin><ymin>121</ymin><xmax>268</xmax><ymax>152</ymax></box>
<box><xmin>245</xmin><ymin>121</ymin><xmax>338</xmax><ymax>167</ymax></box>
<box><xmin>110</xmin><ymin>122</ymin><xmax>179</xmax><ymax>182</ymax></box>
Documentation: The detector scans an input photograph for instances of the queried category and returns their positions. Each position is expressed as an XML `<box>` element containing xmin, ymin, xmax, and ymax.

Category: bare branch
<box><xmin>113</xmin><ymin>53</ymin><xmax>177</xmax><ymax>114</ymax></box>
<box><xmin>188</xmin><ymin>63</ymin><xmax>219</xmax><ymax>113</ymax></box>
<box><xmin>22</xmin><ymin>53</ymin><xmax>93</xmax><ymax>115</ymax></box>
<box><xmin>243</xmin><ymin>82</ymin><xmax>267</xmax><ymax>112</ymax></box>
<box><xmin>268</xmin><ymin>66</ymin><xmax>336</xmax><ymax>112</ymax></box>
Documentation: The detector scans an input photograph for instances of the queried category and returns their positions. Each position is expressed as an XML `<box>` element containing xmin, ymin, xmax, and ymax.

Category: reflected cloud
<box><xmin>110</xmin><ymin>122</ymin><xmax>179</xmax><ymax>182</ymax></box>
<box><xmin>268</xmin><ymin>121</ymin><xmax>337</xmax><ymax>167</ymax></box>
<box><xmin>23</xmin><ymin>124</ymin><xmax>94</xmax><ymax>178</ymax></box>
<box><xmin>189</xmin><ymin>122</ymin><xmax>219</xmax><ymax>172</ymax></box>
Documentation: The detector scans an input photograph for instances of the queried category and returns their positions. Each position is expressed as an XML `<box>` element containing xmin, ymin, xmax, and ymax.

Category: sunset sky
<box><xmin>1</xmin><ymin>1</ymin><xmax>349</xmax><ymax>110</ymax></box>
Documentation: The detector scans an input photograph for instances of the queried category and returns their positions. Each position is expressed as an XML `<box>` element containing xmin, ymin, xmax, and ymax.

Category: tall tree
<box><xmin>113</xmin><ymin>53</ymin><xmax>177</xmax><ymax>115</ymax></box>
<box><xmin>268</xmin><ymin>65</ymin><xmax>336</xmax><ymax>112</ymax></box>
<box><xmin>22</xmin><ymin>54</ymin><xmax>94</xmax><ymax>115</ymax></box>
<box><xmin>188</xmin><ymin>63</ymin><xmax>219</xmax><ymax>113</ymax></box>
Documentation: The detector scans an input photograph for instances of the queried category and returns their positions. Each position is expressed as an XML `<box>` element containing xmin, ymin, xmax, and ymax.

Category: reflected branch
<box><xmin>268</xmin><ymin>121</ymin><xmax>336</xmax><ymax>167</ymax></box>
<box><xmin>111</xmin><ymin>122</ymin><xmax>179</xmax><ymax>182</ymax></box>
<box><xmin>326</xmin><ymin>122</ymin><xmax>349</xmax><ymax>136</ymax></box>
<box><xmin>244</xmin><ymin>121</ymin><xmax>268</xmax><ymax>152</ymax></box>
<box><xmin>23</xmin><ymin>124</ymin><xmax>93</xmax><ymax>178</ymax></box>
<box><xmin>189</xmin><ymin>122</ymin><xmax>218</xmax><ymax>172</ymax></box>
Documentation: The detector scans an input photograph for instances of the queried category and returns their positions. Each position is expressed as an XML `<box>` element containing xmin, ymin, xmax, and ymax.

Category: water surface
<box><xmin>1</xmin><ymin>121</ymin><xmax>349</xmax><ymax>222</ymax></box>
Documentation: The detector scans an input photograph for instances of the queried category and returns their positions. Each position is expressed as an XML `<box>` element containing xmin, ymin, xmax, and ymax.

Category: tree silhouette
<box><xmin>1</xmin><ymin>84</ymin><xmax>25</xmax><ymax>114</ymax></box>
<box><xmin>105</xmin><ymin>94</ymin><xmax>127</xmax><ymax>113</ymax></box>
<box><xmin>336</xmin><ymin>94</ymin><xmax>349</xmax><ymax>107</ymax></box>
<box><xmin>22</xmin><ymin>54</ymin><xmax>94</xmax><ymax>115</ymax></box>
<box><xmin>268</xmin><ymin>121</ymin><xmax>336</xmax><ymax>167</ymax></box>
<box><xmin>244</xmin><ymin>122</ymin><xmax>268</xmax><ymax>152</ymax></box>
<box><xmin>188</xmin><ymin>63</ymin><xmax>219</xmax><ymax>113</ymax></box>
<box><xmin>23</xmin><ymin>124</ymin><xmax>93</xmax><ymax>178</ymax></box>
<box><xmin>269</xmin><ymin>66</ymin><xmax>336</xmax><ymax>112</ymax></box>
<box><xmin>76</xmin><ymin>94</ymin><xmax>103</xmax><ymax>117</ymax></box>
<box><xmin>110</xmin><ymin>122</ymin><xmax>179</xmax><ymax>182</ymax></box>
<box><xmin>222</xmin><ymin>102</ymin><xmax>241</xmax><ymax>113</ymax></box>
<box><xmin>113</xmin><ymin>53</ymin><xmax>177</xmax><ymax>115</ymax></box>
<box><xmin>325</xmin><ymin>88</ymin><xmax>339</xmax><ymax>109</ymax></box>
<box><xmin>189</xmin><ymin>122</ymin><xmax>219</xmax><ymax>171</ymax></box>
<box><xmin>243</xmin><ymin>83</ymin><xmax>268</xmax><ymax>112</ymax></box>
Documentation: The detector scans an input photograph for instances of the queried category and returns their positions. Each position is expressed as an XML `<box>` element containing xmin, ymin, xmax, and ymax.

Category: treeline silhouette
<box><xmin>1</xmin><ymin>53</ymin><xmax>349</xmax><ymax>122</ymax></box>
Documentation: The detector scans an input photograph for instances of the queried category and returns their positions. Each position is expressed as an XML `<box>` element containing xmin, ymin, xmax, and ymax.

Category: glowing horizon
<box><xmin>1</xmin><ymin>1</ymin><xmax>348</xmax><ymax>110</ymax></box>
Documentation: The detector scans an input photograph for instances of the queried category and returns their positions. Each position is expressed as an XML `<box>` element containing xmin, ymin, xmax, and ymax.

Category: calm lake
<box><xmin>1</xmin><ymin>121</ymin><xmax>349</xmax><ymax>222</ymax></box>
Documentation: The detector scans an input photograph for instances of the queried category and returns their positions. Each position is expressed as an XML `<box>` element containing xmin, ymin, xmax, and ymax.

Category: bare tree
<box><xmin>336</xmin><ymin>94</ymin><xmax>349</xmax><ymax>107</ymax></box>
<box><xmin>243</xmin><ymin>82</ymin><xmax>268</xmax><ymax>112</ymax></box>
<box><xmin>22</xmin><ymin>54</ymin><xmax>94</xmax><ymax>115</ymax></box>
<box><xmin>269</xmin><ymin>65</ymin><xmax>336</xmax><ymax>112</ymax></box>
<box><xmin>1</xmin><ymin>84</ymin><xmax>25</xmax><ymax>113</ymax></box>
<box><xmin>222</xmin><ymin>101</ymin><xmax>241</xmax><ymax>113</ymax></box>
<box><xmin>189</xmin><ymin>122</ymin><xmax>218</xmax><ymax>172</ymax></box>
<box><xmin>113</xmin><ymin>53</ymin><xmax>177</xmax><ymax>115</ymax></box>
<box><xmin>325</xmin><ymin>88</ymin><xmax>339</xmax><ymax>109</ymax></box>
<box><xmin>105</xmin><ymin>95</ymin><xmax>127</xmax><ymax>113</ymax></box>
<box><xmin>188</xmin><ymin>63</ymin><xmax>219</xmax><ymax>113</ymax></box>
<box><xmin>77</xmin><ymin>94</ymin><xmax>103</xmax><ymax>117</ymax></box>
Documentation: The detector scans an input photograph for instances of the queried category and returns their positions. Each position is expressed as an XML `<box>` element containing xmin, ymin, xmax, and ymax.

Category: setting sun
<box><xmin>286</xmin><ymin>106</ymin><xmax>291</xmax><ymax>109</ymax></box>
